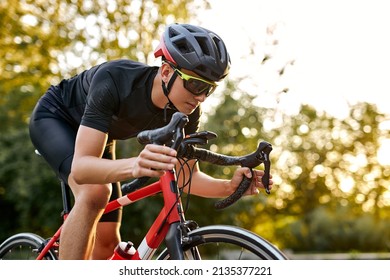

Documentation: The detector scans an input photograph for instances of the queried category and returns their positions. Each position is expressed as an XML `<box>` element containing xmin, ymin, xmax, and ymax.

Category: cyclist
<box><xmin>29</xmin><ymin>23</ymin><xmax>273</xmax><ymax>260</ymax></box>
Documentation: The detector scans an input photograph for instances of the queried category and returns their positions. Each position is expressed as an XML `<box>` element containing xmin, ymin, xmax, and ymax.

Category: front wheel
<box><xmin>157</xmin><ymin>225</ymin><xmax>288</xmax><ymax>260</ymax></box>
<box><xmin>0</xmin><ymin>233</ymin><xmax>57</xmax><ymax>260</ymax></box>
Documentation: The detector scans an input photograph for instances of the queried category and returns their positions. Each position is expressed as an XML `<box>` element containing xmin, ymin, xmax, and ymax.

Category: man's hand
<box><xmin>132</xmin><ymin>144</ymin><xmax>178</xmax><ymax>178</ymax></box>
<box><xmin>230</xmin><ymin>167</ymin><xmax>273</xmax><ymax>196</ymax></box>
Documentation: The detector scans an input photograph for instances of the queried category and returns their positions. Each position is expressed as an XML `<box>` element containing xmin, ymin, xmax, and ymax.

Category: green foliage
<box><xmin>0</xmin><ymin>0</ymin><xmax>207</xmax><ymax>131</ymax></box>
<box><xmin>0</xmin><ymin>129</ymin><xmax>62</xmax><ymax>242</ymax></box>
<box><xmin>190</xmin><ymin>80</ymin><xmax>390</xmax><ymax>253</ymax></box>
<box><xmin>0</xmin><ymin>0</ymin><xmax>206</xmax><ymax>244</ymax></box>
<box><xmin>276</xmin><ymin>206</ymin><xmax>390</xmax><ymax>253</ymax></box>
<box><xmin>266</xmin><ymin>102</ymin><xmax>390</xmax><ymax>217</ymax></box>
<box><xmin>1</xmin><ymin>0</ymin><xmax>389</xmax><ymax>255</ymax></box>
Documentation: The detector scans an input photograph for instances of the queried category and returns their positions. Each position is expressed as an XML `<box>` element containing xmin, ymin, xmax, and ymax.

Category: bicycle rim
<box><xmin>0</xmin><ymin>233</ymin><xmax>57</xmax><ymax>260</ymax></box>
<box><xmin>156</xmin><ymin>225</ymin><xmax>288</xmax><ymax>260</ymax></box>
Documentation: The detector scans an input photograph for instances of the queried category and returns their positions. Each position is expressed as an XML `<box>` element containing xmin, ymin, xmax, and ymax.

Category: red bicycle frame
<box><xmin>36</xmin><ymin>169</ymin><xmax>183</xmax><ymax>260</ymax></box>
<box><xmin>106</xmin><ymin>169</ymin><xmax>184</xmax><ymax>260</ymax></box>
<box><xmin>33</xmin><ymin>112</ymin><xmax>273</xmax><ymax>260</ymax></box>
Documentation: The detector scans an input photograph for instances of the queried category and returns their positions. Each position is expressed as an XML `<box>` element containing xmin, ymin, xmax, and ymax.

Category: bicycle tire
<box><xmin>156</xmin><ymin>225</ymin><xmax>288</xmax><ymax>260</ymax></box>
<box><xmin>0</xmin><ymin>233</ymin><xmax>57</xmax><ymax>260</ymax></box>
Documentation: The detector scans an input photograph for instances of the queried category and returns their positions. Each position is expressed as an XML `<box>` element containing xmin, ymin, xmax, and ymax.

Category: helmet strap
<box><xmin>163</xmin><ymin>71</ymin><xmax>178</xmax><ymax>96</ymax></box>
<box><xmin>162</xmin><ymin>71</ymin><xmax>178</xmax><ymax>122</ymax></box>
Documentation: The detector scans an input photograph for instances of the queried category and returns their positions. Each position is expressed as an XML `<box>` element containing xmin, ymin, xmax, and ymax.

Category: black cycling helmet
<box><xmin>154</xmin><ymin>23</ymin><xmax>230</xmax><ymax>82</ymax></box>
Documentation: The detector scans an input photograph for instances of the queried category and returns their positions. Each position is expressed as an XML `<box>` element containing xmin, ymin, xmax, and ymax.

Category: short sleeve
<box><xmin>81</xmin><ymin>68</ymin><xmax>120</xmax><ymax>133</ymax></box>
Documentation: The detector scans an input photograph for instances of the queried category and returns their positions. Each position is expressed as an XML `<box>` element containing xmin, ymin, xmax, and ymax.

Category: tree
<box><xmin>193</xmin><ymin>75</ymin><xmax>390</xmax><ymax>252</ymax></box>
<box><xmin>2</xmin><ymin>0</ymin><xmax>389</xmax><ymax>254</ymax></box>
<box><xmin>0</xmin><ymin>0</ymin><xmax>208</xmax><ymax>243</ymax></box>
<box><xmin>269</xmin><ymin>103</ymin><xmax>390</xmax><ymax>252</ymax></box>
<box><xmin>0</xmin><ymin>0</ymin><xmax>207</xmax><ymax>131</ymax></box>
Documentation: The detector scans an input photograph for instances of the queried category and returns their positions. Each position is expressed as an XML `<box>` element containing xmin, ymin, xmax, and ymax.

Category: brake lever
<box><xmin>259</xmin><ymin>143</ymin><xmax>272</xmax><ymax>195</ymax></box>
<box><xmin>262</xmin><ymin>153</ymin><xmax>271</xmax><ymax>195</ymax></box>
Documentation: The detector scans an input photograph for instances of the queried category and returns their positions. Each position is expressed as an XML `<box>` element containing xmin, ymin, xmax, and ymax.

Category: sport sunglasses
<box><xmin>167</xmin><ymin>62</ymin><xmax>218</xmax><ymax>97</ymax></box>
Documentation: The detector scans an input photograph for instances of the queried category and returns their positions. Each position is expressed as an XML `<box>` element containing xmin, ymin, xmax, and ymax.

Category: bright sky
<box><xmin>197</xmin><ymin>0</ymin><xmax>390</xmax><ymax>119</ymax></box>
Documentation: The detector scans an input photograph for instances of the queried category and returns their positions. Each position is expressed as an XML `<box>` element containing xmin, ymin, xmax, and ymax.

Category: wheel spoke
<box><xmin>156</xmin><ymin>225</ymin><xmax>287</xmax><ymax>260</ymax></box>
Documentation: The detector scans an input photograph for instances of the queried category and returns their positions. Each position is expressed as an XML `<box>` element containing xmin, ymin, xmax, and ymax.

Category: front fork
<box><xmin>162</xmin><ymin>170</ymin><xmax>205</xmax><ymax>259</ymax></box>
<box><xmin>165</xmin><ymin>220</ymin><xmax>204</xmax><ymax>260</ymax></box>
<box><xmin>160</xmin><ymin>169</ymin><xmax>185</xmax><ymax>259</ymax></box>
<box><xmin>165</xmin><ymin>222</ymin><xmax>184</xmax><ymax>259</ymax></box>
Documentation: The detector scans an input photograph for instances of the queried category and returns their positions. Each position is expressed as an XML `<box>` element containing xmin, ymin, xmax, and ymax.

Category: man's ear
<box><xmin>161</xmin><ymin>63</ymin><xmax>173</xmax><ymax>83</ymax></box>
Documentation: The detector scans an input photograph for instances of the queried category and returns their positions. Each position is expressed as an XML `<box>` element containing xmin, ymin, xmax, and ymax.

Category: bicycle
<box><xmin>0</xmin><ymin>112</ymin><xmax>287</xmax><ymax>260</ymax></box>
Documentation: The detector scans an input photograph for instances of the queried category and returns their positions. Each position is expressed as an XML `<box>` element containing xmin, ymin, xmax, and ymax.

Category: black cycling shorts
<box><xmin>29</xmin><ymin>101</ymin><xmax>122</xmax><ymax>223</ymax></box>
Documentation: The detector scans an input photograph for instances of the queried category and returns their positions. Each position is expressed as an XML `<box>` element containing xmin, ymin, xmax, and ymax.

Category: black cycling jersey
<box><xmin>30</xmin><ymin>59</ymin><xmax>201</xmax><ymax>223</ymax></box>
<box><xmin>39</xmin><ymin>59</ymin><xmax>200</xmax><ymax>140</ymax></box>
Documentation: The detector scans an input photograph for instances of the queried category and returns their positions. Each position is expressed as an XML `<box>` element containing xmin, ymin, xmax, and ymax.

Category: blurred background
<box><xmin>1</xmin><ymin>0</ymin><xmax>389</xmax><ymax>259</ymax></box>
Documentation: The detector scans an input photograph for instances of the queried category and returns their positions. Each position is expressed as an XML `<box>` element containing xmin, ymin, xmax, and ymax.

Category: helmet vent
<box><xmin>169</xmin><ymin>28</ymin><xmax>180</xmax><ymax>38</ymax></box>
<box><xmin>196</xmin><ymin>37</ymin><xmax>211</xmax><ymax>56</ymax></box>
<box><xmin>212</xmin><ymin>37</ymin><xmax>223</xmax><ymax>59</ymax></box>
<box><xmin>175</xmin><ymin>40</ymin><xmax>193</xmax><ymax>54</ymax></box>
